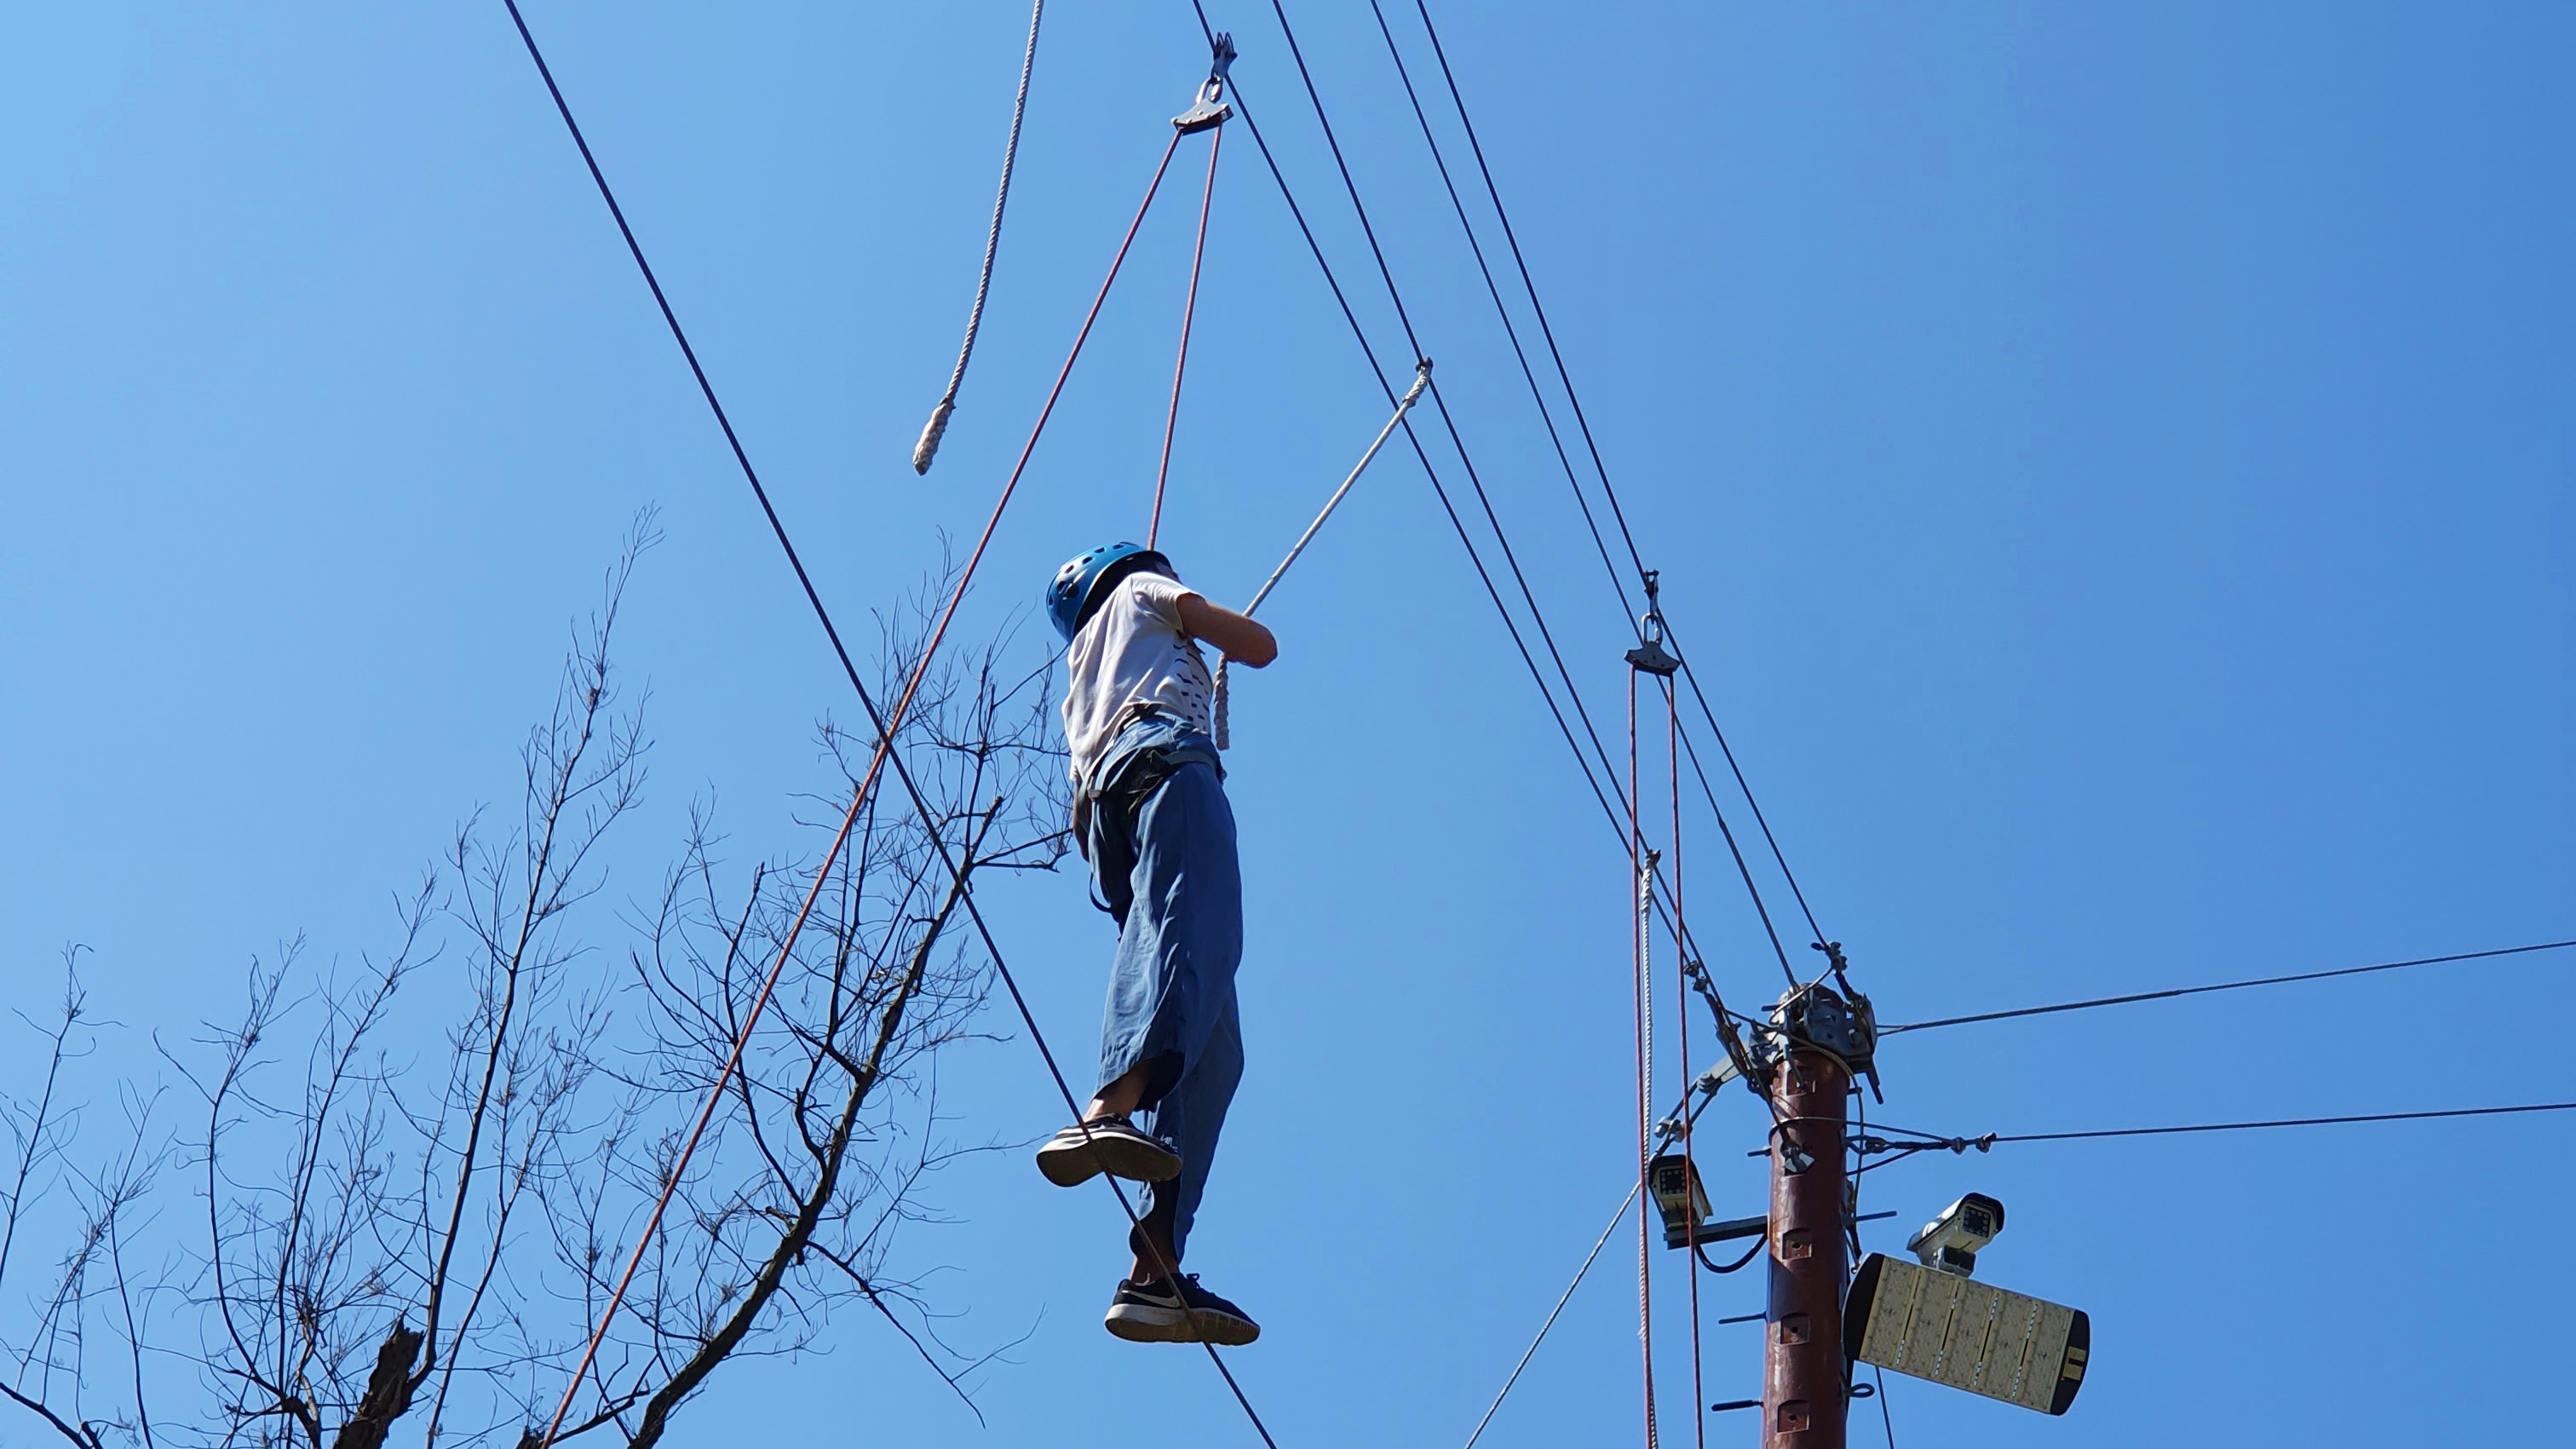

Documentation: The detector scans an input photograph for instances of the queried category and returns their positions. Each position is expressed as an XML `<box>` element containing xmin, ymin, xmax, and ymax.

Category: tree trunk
<box><xmin>331</xmin><ymin>1323</ymin><xmax>424</xmax><ymax>1449</ymax></box>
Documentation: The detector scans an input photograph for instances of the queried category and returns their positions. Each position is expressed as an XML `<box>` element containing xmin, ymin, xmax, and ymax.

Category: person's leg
<box><xmin>1090</xmin><ymin>762</ymin><xmax>1237</xmax><ymax>1110</ymax></box>
<box><xmin>1087</xmin><ymin>1055</ymin><xmax>1158</xmax><ymax>1122</ymax></box>
<box><xmin>1037</xmin><ymin>764</ymin><xmax>1189</xmax><ymax>1185</ymax></box>
<box><xmin>1092</xmin><ymin>765</ymin><xmax>1258</xmax><ymax>1346</ymax></box>
<box><xmin>1034</xmin><ymin>791</ymin><xmax>1186</xmax><ymax>1189</ymax></box>
<box><xmin>1129</xmin><ymin>1183</ymin><xmax>1180</xmax><ymax>1282</ymax></box>
<box><xmin>1130</xmin><ymin>995</ymin><xmax>1242</xmax><ymax>1282</ymax></box>
<box><xmin>1107</xmin><ymin>998</ymin><xmax>1254</xmax><ymax>1346</ymax></box>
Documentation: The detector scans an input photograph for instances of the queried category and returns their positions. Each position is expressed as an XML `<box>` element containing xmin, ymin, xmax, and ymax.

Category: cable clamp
<box><xmin>1400</xmin><ymin>356</ymin><xmax>1434</xmax><ymax>405</ymax></box>
<box><xmin>1174</xmin><ymin>32</ymin><xmax>1238</xmax><ymax>133</ymax></box>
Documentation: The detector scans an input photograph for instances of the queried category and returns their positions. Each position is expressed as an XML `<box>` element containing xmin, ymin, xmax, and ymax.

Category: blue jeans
<box><xmin>1090</xmin><ymin>716</ymin><xmax>1244</xmax><ymax>1262</ymax></box>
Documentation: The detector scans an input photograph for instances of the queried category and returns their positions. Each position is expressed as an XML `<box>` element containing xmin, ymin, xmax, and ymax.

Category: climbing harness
<box><xmin>1210</xmin><ymin>358</ymin><xmax>1431</xmax><ymax>748</ymax></box>
<box><xmin>1147</xmin><ymin>34</ymin><xmax>1235</xmax><ymax>546</ymax></box>
<box><xmin>911</xmin><ymin>0</ymin><xmax>1046</xmax><ymax>474</ymax></box>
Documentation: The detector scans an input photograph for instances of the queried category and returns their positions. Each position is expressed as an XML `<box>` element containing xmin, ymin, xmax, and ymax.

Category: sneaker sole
<box><xmin>1035</xmin><ymin>1131</ymin><xmax>1182</xmax><ymax>1188</ymax></box>
<box><xmin>1104</xmin><ymin>1302</ymin><xmax>1260</xmax><ymax>1348</ymax></box>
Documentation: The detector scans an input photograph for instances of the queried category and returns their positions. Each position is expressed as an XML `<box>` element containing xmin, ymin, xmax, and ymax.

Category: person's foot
<box><xmin>1103</xmin><ymin>1273</ymin><xmax>1260</xmax><ymax>1346</ymax></box>
<box><xmin>1033</xmin><ymin>1117</ymin><xmax>1182</xmax><ymax>1187</ymax></box>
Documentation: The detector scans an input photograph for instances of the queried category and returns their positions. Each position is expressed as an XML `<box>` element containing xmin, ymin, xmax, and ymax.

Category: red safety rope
<box><xmin>1670</xmin><ymin>680</ymin><xmax>1705</xmax><ymax>1449</ymax></box>
<box><xmin>1147</xmin><ymin>124</ymin><xmax>1222</xmax><ymax>549</ymax></box>
<box><xmin>530</xmin><ymin>127</ymin><xmax>1186</xmax><ymax>1449</ymax></box>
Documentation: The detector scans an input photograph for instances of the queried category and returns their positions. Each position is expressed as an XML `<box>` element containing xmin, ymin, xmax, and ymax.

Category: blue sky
<box><xmin>4</xmin><ymin>3</ymin><xmax>2570</xmax><ymax>1446</ymax></box>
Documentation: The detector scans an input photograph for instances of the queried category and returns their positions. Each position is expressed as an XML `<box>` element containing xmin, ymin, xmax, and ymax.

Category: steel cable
<box><xmin>1399</xmin><ymin>0</ymin><xmax>1831</xmax><ymax>950</ymax></box>
<box><xmin>1243</xmin><ymin>0</ymin><xmax>1794</xmax><ymax>999</ymax></box>
<box><xmin>1179</xmin><ymin>4</ymin><xmax>1625</xmax><ymax>844</ymax></box>
<box><xmin>1181</xmin><ymin>2</ymin><xmax>1765</xmax><ymax>1075</ymax></box>
<box><xmin>1989</xmin><ymin>1101</ymin><xmax>2576</xmax><ymax>1145</ymax></box>
<box><xmin>1847</xmin><ymin>1101</ymin><xmax>2576</xmax><ymax>1178</ymax></box>
<box><xmin>1264</xmin><ymin>0</ymin><xmax>1638</xmax><ymax>849</ymax></box>
<box><xmin>1881</xmin><ymin>939</ymin><xmax>2576</xmax><ymax>1034</ymax></box>
<box><xmin>1460</xmin><ymin>1185</ymin><xmax>1639</xmax><ymax>1449</ymax></box>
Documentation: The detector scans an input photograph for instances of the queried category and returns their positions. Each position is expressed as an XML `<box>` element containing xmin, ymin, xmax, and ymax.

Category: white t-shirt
<box><xmin>1061</xmin><ymin>569</ymin><xmax>1214</xmax><ymax>786</ymax></box>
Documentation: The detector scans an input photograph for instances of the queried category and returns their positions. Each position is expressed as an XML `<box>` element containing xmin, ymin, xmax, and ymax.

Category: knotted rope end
<box><xmin>912</xmin><ymin>397</ymin><xmax>955</xmax><ymax>475</ymax></box>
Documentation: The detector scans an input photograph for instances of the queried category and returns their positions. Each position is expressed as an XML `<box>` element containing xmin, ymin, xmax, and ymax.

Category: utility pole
<box><xmin>1763</xmin><ymin>986</ymin><xmax>1852</xmax><ymax>1449</ymax></box>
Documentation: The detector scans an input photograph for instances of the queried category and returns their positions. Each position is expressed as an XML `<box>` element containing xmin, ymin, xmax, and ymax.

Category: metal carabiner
<box><xmin>1174</xmin><ymin>32</ymin><xmax>1238</xmax><ymax>134</ymax></box>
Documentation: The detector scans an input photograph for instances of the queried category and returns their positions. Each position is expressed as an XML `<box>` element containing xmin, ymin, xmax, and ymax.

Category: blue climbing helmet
<box><xmin>1045</xmin><ymin>542</ymin><xmax>1172</xmax><ymax>642</ymax></box>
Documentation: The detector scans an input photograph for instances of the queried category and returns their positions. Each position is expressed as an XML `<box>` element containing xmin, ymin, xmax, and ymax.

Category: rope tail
<box><xmin>913</xmin><ymin>0</ymin><xmax>1046</xmax><ymax>474</ymax></box>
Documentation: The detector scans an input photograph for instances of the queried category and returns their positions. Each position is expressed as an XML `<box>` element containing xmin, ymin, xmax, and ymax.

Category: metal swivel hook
<box><xmin>1175</xmin><ymin>32</ymin><xmax>1238</xmax><ymax>134</ymax></box>
<box><xmin>1624</xmin><ymin>568</ymin><xmax>1680</xmax><ymax>676</ymax></box>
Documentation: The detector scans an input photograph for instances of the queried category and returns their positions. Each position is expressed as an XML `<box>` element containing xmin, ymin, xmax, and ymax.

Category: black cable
<box><xmin>1317</xmin><ymin>0</ymin><xmax>1810</xmax><ymax>987</ymax></box>
<box><xmin>1187</xmin><ymin>5</ymin><xmax>1627</xmax><ymax>854</ymax></box>
<box><xmin>1671</xmin><ymin>673</ymin><xmax>1824</xmax><ymax>959</ymax></box>
<box><xmin>1181</xmin><ymin>7</ymin><xmax>1655</xmax><ymax>923</ymax></box>
<box><xmin>1987</xmin><ymin>1101</ymin><xmax>2576</xmax><ymax>1145</ymax></box>
<box><xmin>1849</xmin><ymin>1094</ymin><xmax>1896</xmax><ymax>1448</ymax></box>
<box><xmin>1848</xmin><ymin>1102</ymin><xmax>2576</xmax><ymax>1171</ymax></box>
<box><xmin>1357</xmin><ymin>0</ymin><xmax>1633</xmax><ymax>635</ymax></box>
<box><xmin>1261</xmin><ymin>0</ymin><xmax>1638</xmax><ymax>840</ymax></box>
<box><xmin>497</xmin><ymin>8</ymin><xmax>1279</xmax><ymax>1440</ymax></box>
<box><xmin>1401</xmin><ymin>0</ymin><xmax>1831</xmax><ymax>951</ymax></box>
<box><xmin>1666</xmin><ymin>681</ymin><xmax>1797</xmax><ymax>984</ymax></box>
<box><xmin>1692</xmin><ymin>1238</ymin><xmax>1763</xmax><ymax>1274</ymax></box>
<box><xmin>1227</xmin><ymin>1</ymin><xmax>1793</xmax><ymax>1007</ymax></box>
<box><xmin>1182</xmin><ymin>6</ymin><xmax>1775</xmax><ymax>1090</ymax></box>
<box><xmin>1360</xmin><ymin>0</ymin><xmax>1777</xmax><ymax>903</ymax></box>
<box><xmin>1881</xmin><ymin>940</ymin><xmax>2576</xmax><ymax>1034</ymax></box>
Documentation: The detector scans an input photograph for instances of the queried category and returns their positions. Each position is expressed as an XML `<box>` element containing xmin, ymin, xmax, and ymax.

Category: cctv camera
<box><xmin>1906</xmin><ymin>1192</ymin><xmax>2004</xmax><ymax>1278</ymax></box>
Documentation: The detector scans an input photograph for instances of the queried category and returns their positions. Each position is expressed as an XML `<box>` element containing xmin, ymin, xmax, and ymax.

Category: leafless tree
<box><xmin>3</xmin><ymin>956</ymin><xmax>165</xmax><ymax>1449</ymax></box>
<box><xmin>0</xmin><ymin>518</ymin><xmax>1067</xmax><ymax>1449</ymax></box>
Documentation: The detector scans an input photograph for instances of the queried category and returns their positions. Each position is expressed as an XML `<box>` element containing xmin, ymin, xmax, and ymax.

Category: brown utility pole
<box><xmin>1763</xmin><ymin>986</ymin><xmax>1851</xmax><ymax>1449</ymax></box>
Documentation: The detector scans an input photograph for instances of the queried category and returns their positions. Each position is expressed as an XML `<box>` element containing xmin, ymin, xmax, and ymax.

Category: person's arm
<box><xmin>1176</xmin><ymin>593</ymin><xmax>1278</xmax><ymax>669</ymax></box>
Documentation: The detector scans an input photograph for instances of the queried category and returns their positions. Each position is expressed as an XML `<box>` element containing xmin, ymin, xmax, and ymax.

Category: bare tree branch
<box><xmin>1</xmin><ymin>537</ymin><xmax>1066</xmax><ymax>1449</ymax></box>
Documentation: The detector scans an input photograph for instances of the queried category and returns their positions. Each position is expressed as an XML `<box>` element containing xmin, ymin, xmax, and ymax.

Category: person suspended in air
<box><xmin>1035</xmin><ymin>542</ymin><xmax>1276</xmax><ymax>1347</ymax></box>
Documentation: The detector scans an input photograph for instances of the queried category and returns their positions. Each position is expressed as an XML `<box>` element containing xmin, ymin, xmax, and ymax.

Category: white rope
<box><xmin>1213</xmin><ymin>359</ymin><xmax>1430</xmax><ymax>747</ymax></box>
<box><xmin>912</xmin><ymin>0</ymin><xmax>1046</xmax><ymax>474</ymax></box>
<box><xmin>1460</xmin><ymin>1182</ymin><xmax>1640</xmax><ymax>1449</ymax></box>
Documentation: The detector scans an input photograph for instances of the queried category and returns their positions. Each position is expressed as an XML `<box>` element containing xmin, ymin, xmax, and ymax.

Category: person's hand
<box><xmin>1176</xmin><ymin>594</ymin><xmax>1278</xmax><ymax>668</ymax></box>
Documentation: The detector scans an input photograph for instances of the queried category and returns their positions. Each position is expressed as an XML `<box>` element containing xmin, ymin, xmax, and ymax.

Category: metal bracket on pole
<box><xmin>1174</xmin><ymin>32</ymin><xmax>1237</xmax><ymax>133</ymax></box>
<box><xmin>1803</xmin><ymin>940</ymin><xmax>1882</xmax><ymax>1101</ymax></box>
<box><xmin>1765</xmin><ymin>981</ymin><xmax>1877</xmax><ymax>1084</ymax></box>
